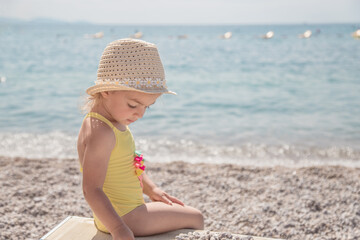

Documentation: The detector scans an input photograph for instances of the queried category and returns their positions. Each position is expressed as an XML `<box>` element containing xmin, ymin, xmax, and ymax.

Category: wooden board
<box><xmin>40</xmin><ymin>216</ymin><xmax>283</xmax><ymax>240</ymax></box>
<box><xmin>40</xmin><ymin>216</ymin><xmax>111</xmax><ymax>240</ymax></box>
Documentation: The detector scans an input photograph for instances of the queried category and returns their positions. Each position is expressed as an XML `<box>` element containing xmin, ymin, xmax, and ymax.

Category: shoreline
<box><xmin>1</xmin><ymin>132</ymin><xmax>360</xmax><ymax>167</ymax></box>
<box><xmin>0</xmin><ymin>156</ymin><xmax>359</xmax><ymax>239</ymax></box>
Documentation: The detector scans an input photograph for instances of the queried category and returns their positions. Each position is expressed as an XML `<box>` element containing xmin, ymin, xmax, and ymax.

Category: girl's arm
<box><xmin>141</xmin><ymin>172</ymin><xmax>184</xmax><ymax>206</ymax></box>
<box><xmin>82</xmin><ymin>123</ymin><xmax>134</xmax><ymax>240</ymax></box>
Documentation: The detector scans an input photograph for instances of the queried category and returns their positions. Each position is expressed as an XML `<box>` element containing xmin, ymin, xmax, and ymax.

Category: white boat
<box><xmin>221</xmin><ymin>32</ymin><xmax>232</xmax><ymax>39</ymax></box>
<box><xmin>130</xmin><ymin>31</ymin><xmax>143</xmax><ymax>39</ymax></box>
<box><xmin>262</xmin><ymin>31</ymin><xmax>274</xmax><ymax>39</ymax></box>
<box><xmin>84</xmin><ymin>32</ymin><xmax>104</xmax><ymax>39</ymax></box>
<box><xmin>299</xmin><ymin>30</ymin><xmax>312</xmax><ymax>39</ymax></box>
<box><xmin>352</xmin><ymin>29</ymin><xmax>360</xmax><ymax>39</ymax></box>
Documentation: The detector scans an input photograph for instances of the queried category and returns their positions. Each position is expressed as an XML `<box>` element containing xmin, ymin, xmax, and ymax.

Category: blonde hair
<box><xmin>81</xmin><ymin>93</ymin><xmax>103</xmax><ymax>113</ymax></box>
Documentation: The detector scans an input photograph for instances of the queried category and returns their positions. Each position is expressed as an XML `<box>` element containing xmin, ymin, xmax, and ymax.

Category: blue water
<box><xmin>0</xmin><ymin>22</ymin><xmax>359</xmax><ymax>165</ymax></box>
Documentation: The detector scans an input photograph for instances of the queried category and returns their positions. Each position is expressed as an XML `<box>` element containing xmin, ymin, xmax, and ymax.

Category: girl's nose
<box><xmin>135</xmin><ymin>107</ymin><xmax>146</xmax><ymax>118</ymax></box>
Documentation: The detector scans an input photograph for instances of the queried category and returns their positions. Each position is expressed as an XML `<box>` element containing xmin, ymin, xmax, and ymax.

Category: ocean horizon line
<box><xmin>1</xmin><ymin>17</ymin><xmax>359</xmax><ymax>27</ymax></box>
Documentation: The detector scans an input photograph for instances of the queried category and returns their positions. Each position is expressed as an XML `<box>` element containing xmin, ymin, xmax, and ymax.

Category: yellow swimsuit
<box><xmin>81</xmin><ymin>112</ymin><xmax>145</xmax><ymax>233</ymax></box>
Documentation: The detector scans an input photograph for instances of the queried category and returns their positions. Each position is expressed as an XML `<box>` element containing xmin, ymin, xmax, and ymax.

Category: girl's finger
<box><xmin>167</xmin><ymin>195</ymin><xmax>185</xmax><ymax>206</ymax></box>
<box><xmin>163</xmin><ymin>193</ymin><xmax>184</xmax><ymax>206</ymax></box>
<box><xmin>161</xmin><ymin>195</ymin><xmax>173</xmax><ymax>205</ymax></box>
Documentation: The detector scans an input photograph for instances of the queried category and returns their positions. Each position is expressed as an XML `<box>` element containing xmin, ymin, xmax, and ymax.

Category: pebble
<box><xmin>1</xmin><ymin>157</ymin><xmax>360</xmax><ymax>240</ymax></box>
<box><xmin>175</xmin><ymin>231</ymin><xmax>255</xmax><ymax>240</ymax></box>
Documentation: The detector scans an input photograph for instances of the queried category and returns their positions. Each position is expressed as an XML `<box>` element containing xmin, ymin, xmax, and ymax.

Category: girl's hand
<box><xmin>111</xmin><ymin>224</ymin><xmax>135</xmax><ymax>240</ymax></box>
<box><xmin>149</xmin><ymin>187</ymin><xmax>185</xmax><ymax>206</ymax></box>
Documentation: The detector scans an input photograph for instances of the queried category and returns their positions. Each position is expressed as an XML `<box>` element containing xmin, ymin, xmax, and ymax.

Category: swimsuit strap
<box><xmin>86</xmin><ymin>112</ymin><xmax>116</xmax><ymax>130</ymax></box>
<box><xmin>79</xmin><ymin>112</ymin><xmax>115</xmax><ymax>173</ymax></box>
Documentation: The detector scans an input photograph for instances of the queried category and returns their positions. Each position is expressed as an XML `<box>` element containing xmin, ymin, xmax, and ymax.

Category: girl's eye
<box><xmin>128</xmin><ymin>104</ymin><xmax>137</xmax><ymax>109</ymax></box>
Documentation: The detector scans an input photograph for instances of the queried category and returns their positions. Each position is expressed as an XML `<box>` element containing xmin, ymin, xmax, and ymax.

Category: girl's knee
<box><xmin>191</xmin><ymin>208</ymin><xmax>204</xmax><ymax>230</ymax></box>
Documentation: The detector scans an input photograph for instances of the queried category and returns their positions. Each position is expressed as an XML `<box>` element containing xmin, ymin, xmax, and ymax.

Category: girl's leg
<box><xmin>122</xmin><ymin>202</ymin><xmax>204</xmax><ymax>236</ymax></box>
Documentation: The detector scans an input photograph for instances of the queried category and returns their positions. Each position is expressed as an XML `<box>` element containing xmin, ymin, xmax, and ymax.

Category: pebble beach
<box><xmin>1</xmin><ymin>21</ymin><xmax>360</xmax><ymax>240</ymax></box>
<box><xmin>1</xmin><ymin>156</ymin><xmax>359</xmax><ymax>240</ymax></box>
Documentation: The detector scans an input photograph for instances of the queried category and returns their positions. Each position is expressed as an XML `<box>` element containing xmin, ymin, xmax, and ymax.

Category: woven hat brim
<box><xmin>86</xmin><ymin>84</ymin><xmax>176</xmax><ymax>95</ymax></box>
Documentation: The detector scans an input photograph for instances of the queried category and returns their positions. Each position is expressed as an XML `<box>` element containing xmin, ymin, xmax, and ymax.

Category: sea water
<box><xmin>0</xmin><ymin>22</ymin><xmax>359</xmax><ymax>166</ymax></box>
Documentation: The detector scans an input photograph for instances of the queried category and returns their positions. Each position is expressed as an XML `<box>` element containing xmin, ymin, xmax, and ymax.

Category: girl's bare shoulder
<box><xmin>78</xmin><ymin>116</ymin><xmax>116</xmax><ymax>147</ymax></box>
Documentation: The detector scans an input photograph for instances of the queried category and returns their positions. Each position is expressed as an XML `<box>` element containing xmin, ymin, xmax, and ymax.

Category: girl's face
<box><xmin>101</xmin><ymin>90</ymin><xmax>161</xmax><ymax>126</ymax></box>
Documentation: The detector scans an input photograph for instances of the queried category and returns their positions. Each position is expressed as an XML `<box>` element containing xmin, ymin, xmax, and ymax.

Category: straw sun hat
<box><xmin>86</xmin><ymin>38</ymin><xmax>176</xmax><ymax>95</ymax></box>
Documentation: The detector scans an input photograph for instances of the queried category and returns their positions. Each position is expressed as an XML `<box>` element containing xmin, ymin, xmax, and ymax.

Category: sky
<box><xmin>0</xmin><ymin>0</ymin><xmax>359</xmax><ymax>25</ymax></box>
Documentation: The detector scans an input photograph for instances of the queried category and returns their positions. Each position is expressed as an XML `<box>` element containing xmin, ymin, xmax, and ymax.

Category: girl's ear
<box><xmin>100</xmin><ymin>91</ymin><xmax>110</xmax><ymax>98</ymax></box>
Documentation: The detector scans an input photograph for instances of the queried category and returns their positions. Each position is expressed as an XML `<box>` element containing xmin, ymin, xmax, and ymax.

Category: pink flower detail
<box><xmin>134</xmin><ymin>151</ymin><xmax>146</xmax><ymax>188</ymax></box>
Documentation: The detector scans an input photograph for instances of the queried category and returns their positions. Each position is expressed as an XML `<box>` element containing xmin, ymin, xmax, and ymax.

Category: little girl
<box><xmin>77</xmin><ymin>38</ymin><xmax>204</xmax><ymax>240</ymax></box>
